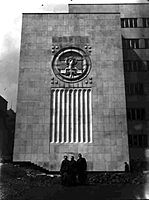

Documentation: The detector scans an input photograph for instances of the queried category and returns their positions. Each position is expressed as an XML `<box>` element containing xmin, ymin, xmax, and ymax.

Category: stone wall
<box><xmin>14</xmin><ymin>13</ymin><xmax>129</xmax><ymax>171</ymax></box>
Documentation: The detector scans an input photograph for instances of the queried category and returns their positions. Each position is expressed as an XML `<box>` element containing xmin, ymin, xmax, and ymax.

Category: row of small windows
<box><xmin>128</xmin><ymin>135</ymin><xmax>148</xmax><ymax>147</ymax></box>
<box><xmin>125</xmin><ymin>83</ymin><xmax>144</xmax><ymax>96</ymax></box>
<box><xmin>127</xmin><ymin>108</ymin><xmax>145</xmax><ymax>120</ymax></box>
<box><xmin>124</xmin><ymin>61</ymin><xmax>149</xmax><ymax>72</ymax></box>
<box><xmin>122</xmin><ymin>39</ymin><xmax>149</xmax><ymax>49</ymax></box>
<box><xmin>121</xmin><ymin>18</ymin><xmax>149</xmax><ymax>28</ymax></box>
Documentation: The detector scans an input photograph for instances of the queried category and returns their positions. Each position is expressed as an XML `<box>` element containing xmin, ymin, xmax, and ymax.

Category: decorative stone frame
<box><xmin>52</xmin><ymin>47</ymin><xmax>91</xmax><ymax>83</ymax></box>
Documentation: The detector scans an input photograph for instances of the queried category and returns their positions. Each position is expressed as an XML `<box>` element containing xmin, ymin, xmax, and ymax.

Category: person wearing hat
<box><xmin>60</xmin><ymin>155</ymin><xmax>70</xmax><ymax>186</ymax></box>
<box><xmin>69</xmin><ymin>155</ymin><xmax>77</xmax><ymax>185</ymax></box>
<box><xmin>77</xmin><ymin>153</ymin><xmax>87</xmax><ymax>185</ymax></box>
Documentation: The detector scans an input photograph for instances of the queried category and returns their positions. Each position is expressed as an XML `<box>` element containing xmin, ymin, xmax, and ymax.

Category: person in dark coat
<box><xmin>77</xmin><ymin>153</ymin><xmax>87</xmax><ymax>185</ymax></box>
<box><xmin>124</xmin><ymin>162</ymin><xmax>130</xmax><ymax>172</ymax></box>
<box><xmin>69</xmin><ymin>156</ymin><xmax>77</xmax><ymax>186</ymax></box>
<box><xmin>60</xmin><ymin>155</ymin><xmax>70</xmax><ymax>185</ymax></box>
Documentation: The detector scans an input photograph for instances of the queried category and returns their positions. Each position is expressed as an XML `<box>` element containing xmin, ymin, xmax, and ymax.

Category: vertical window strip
<box><xmin>142</xmin><ymin>18</ymin><xmax>149</xmax><ymax>28</ymax></box>
<box><xmin>127</xmin><ymin>108</ymin><xmax>145</xmax><ymax>120</ymax></box>
<box><xmin>128</xmin><ymin>135</ymin><xmax>148</xmax><ymax>147</ymax></box>
<box><xmin>121</xmin><ymin>18</ymin><xmax>149</xmax><ymax>28</ymax></box>
<box><xmin>125</xmin><ymin>83</ymin><xmax>144</xmax><ymax>95</ymax></box>
<box><xmin>145</xmin><ymin>39</ymin><xmax>149</xmax><ymax>49</ymax></box>
<box><xmin>124</xmin><ymin>60</ymin><xmax>149</xmax><ymax>72</ymax></box>
<box><xmin>122</xmin><ymin>39</ymin><xmax>139</xmax><ymax>49</ymax></box>
<box><xmin>121</xmin><ymin>18</ymin><xmax>138</xmax><ymax>28</ymax></box>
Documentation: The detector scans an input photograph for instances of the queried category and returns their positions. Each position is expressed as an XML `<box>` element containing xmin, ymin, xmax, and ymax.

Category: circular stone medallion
<box><xmin>52</xmin><ymin>47</ymin><xmax>91</xmax><ymax>83</ymax></box>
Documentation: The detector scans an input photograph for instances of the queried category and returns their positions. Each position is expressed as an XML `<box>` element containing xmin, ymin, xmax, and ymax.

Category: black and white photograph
<box><xmin>0</xmin><ymin>0</ymin><xmax>149</xmax><ymax>199</ymax></box>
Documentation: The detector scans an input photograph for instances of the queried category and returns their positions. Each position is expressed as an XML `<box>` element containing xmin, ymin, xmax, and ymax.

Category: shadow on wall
<box><xmin>122</xmin><ymin>35</ymin><xmax>149</xmax><ymax>172</ymax></box>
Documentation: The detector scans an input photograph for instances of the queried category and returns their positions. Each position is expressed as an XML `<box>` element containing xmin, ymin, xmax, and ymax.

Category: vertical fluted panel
<box><xmin>84</xmin><ymin>90</ymin><xmax>88</xmax><ymax>143</ymax></box>
<box><xmin>50</xmin><ymin>90</ymin><xmax>56</xmax><ymax>142</ymax></box>
<box><xmin>78</xmin><ymin>90</ymin><xmax>81</xmax><ymax>142</ymax></box>
<box><xmin>80</xmin><ymin>90</ymin><xmax>83</xmax><ymax>143</ymax></box>
<box><xmin>71</xmin><ymin>90</ymin><xmax>74</xmax><ymax>143</ymax></box>
<box><xmin>69</xmin><ymin>90</ymin><xmax>72</xmax><ymax>142</ymax></box>
<box><xmin>61</xmin><ymin>90</ymin><xmax>65</xmax><ymax>143</ymax></box>
<box><xmin>54</xmin><ymin>90</ymin><xmax>58</xmax><ymax>142</ymax></box>
<box><xmin>89</xmin><ymin>89</ymin><xmax>92</xmax><ymax>143</ymax></box>
<box><xmin>56</xmin><ymin>90</ymin><xmax>60</xmax><ymax>143</ymax></box>
<box><xmin>87</xmin><ymin>90</ymin><xmax>90</xmax><ymax>142</ymax></box>
<box><xmin>75</xmin><ymin>90</ymin><xmax>79</xmax><ymax>143</ymax></box>
<box><xmin>66</xmin><ymin>90</ymin><xmax>69</xmax><ymax>143</ymax></box>
<box><xmin>50</xmin><ymin>90</ymin><xmax>54</xmax><ymax>143</ymax></box>
<box><xmin>50</xmin><ymin>88</ymin><xmax>92</xmax><ymax>143</ymax></box>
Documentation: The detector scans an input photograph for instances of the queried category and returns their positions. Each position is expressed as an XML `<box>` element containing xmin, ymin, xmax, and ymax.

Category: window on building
<box><xmin>142</xmin><ymin>18</ymin><xmax>149</xmax><ymax>28</ymax></box>
<box><xmin>132</xmin><ymin>61</ymin><xmax>139</xmax><ymax>71</ymax></box>
<box><xmin>147</xmin><ymin>61</ymin><xmax>149</xmax><ymax>71</ymax></box>
<box><xmin>125</xmin><ymin>83</ymin><xmax>144</xmax><ymax>95</ymax></box>
<box><xmin>124</xmin><ymin>61</ymin><xmax>132</xmax><ymax>72</ymax></box>
<box><xmin>124</xmin><ymin>61</ymin><xmax>147</xmax><ymax>72</ymax></box>
<box><xmin>130</xmin><ymin>39</ymin><xmax>139</xmax><ymax>49</ymax></box>
<box><xmin>121</xmin><ymin>18</ymin><xmax>138</xmax><ymax>28</ymax></box>
<box><xmin>128</xmin><ymin>135</ymin><xmax>133</xmax><ymax>146</ymax></box>
<box><xmin>144</xmin><ymin>39</ymin><xmax>149</xmax><ymax>49</ymax></box>
<box><xmin>128</xmin><ymin>135</ymin><xmax>148</xmax><ymax>147</ymax></box>
<box><xmin>127</xmin><ymin>108</ymin><xmax>145</xmax><ymax>120</ymax></box>
<box><xmin>122</xmin><ymin>39</ymin><xmax>139</xmax><ymax>49</ymax></box>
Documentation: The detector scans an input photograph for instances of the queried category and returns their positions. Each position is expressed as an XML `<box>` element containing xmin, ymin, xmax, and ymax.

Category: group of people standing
<box><xmin>60</xmin><ymin>153</ymin><xmax>87</xmax><ymax>186</ymax></box>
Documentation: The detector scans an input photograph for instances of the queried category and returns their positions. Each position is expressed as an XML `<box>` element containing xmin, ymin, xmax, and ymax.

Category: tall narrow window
<box><xmin>147</xmin><ymin>61</ymin><xmax>149</xmax><ymax>71</ymax></box>
<box><xmin>124</xmin><ymin>61</ymin><xmax>132</xmax><ymax>72</ymax></box>
<box><xmin>142</xmin><ymin>18</ymin><xmax>149</xmax><ymax>28</ymax></box>
<box><xmin>144</xmin><ymin>39</ymin><xmax>149</xmax><ymax>49</ymax></box>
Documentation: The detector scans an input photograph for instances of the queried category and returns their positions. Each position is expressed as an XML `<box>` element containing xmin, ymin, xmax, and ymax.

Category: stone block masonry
<box><xmin>13</xmin><ymin>13</ymin><xmax>129</xmax><ymax>171</ymax></box>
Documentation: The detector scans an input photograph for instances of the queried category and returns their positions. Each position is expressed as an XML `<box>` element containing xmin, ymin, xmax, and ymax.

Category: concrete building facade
<box><xmin>14</xmin><ymin>3</ymin><xmax>149</xmax><ymax>171</ymax></box>
<box><xmin>69</xmin><ymin>3</ymin><xmax>149</xmax><ymax>170</ymax></box>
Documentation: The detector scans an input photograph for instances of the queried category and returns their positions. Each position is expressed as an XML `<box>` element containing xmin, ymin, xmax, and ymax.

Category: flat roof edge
<box><xmin>22</xmin><ymin>12</ymin><xmax>120</xmax><ymax>14</ymax></box>
<box><xmin>69</xmin><ymin>3</ymin><xmax>149</xmax><ymax>5</ymax></box>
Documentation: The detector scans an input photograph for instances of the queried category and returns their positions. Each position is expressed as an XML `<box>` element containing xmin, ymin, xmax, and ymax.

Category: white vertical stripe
<box><xmin>124</xmin><ymin>19</ymin><xmax>126</xmax><ymax>28</ymax></box>
<box><xmin>84</xmin><ymin>90</ymin><xmax>88</xmax><ymax>143</ymax></box>
<box><xmin>56</xmin><ymin>90</ymin><xmax>60</xmax><ymax>143</ymax></box>
<box><xmin>61</xmin><ymin>90</ymin><xmax>65</xmax><ymax>143</ymax></box>
<box><xmin>66</xmin><ymin>90</ymin><xmax>69</xmax><ymax>143</ymax></box>
<box><xmin>80</xmin><ymin>90</ymin><xmax>83</xmax><ymax>143</ymax></box>
<box><xmin>128</xmin><ymin>19</ymin><xmax>130</xmax><ymax>27</ymax></box>
<box><xmin>54</xmin><ymin>90</ymin><xmax>58</xmax><ymax>142</ymax></box>
<box><xmin>51</xmin><ymin>90</ymin><xmax>56</xmax><ymax>143</ymax></box>
<box><xmin>75</xmin><ymin>90</ymin><xmax>78</xmax><ymax>143</ymax></box>
<box><xmin>78</xmin><ymin>90</ymin><xmax>81</xmax><ymax>142</ymax></box>
<box><xmin>89</xmin><ymin>89</ymin><xmax>92</xmax><ymax>143</ymax></box>
<box><xmin>71</xmin><ymin>90</ymin><xmax>74</xmax><ymax>143</ymax></box>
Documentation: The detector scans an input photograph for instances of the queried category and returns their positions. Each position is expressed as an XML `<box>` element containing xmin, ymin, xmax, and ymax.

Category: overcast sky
<box><xmin>0</xmin><ymin>0</ymin><xmax>148</xmax><ymax>111</ymax></box>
